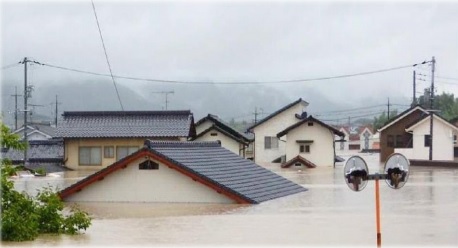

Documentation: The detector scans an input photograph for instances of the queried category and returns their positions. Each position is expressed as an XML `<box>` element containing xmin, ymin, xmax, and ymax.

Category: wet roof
<box><xmin>56</xmin><ymin>110</ymin><xmax>195</xmax><ymax>138</ymax></box>
<box><xmin>1</xmin><ymin>139</ymin><xmax>64</xmax><ymax>163</ymax></box>
<box><xmin>60</xmin><ymin>140</ymin><xmax>306</xmax><ymax>203</ymax></box>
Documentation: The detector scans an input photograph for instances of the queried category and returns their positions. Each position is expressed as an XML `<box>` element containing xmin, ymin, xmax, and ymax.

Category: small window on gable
<box><xmin>210</xmin><ymin>132</ymin><xmax>218</xmax><ymax>136</ymax></box>
<box><xmin>308</xmin><ymin>122</ymin><xmax>314</xmax><ymax>126</ymax></box>
<box><xmin>424</xmin><ymin>135</ymin><xmax>431</xmax><ymax>147</ymax></box>
<box><xmin>294</xmin><ymin>163</ymin><xmax>302</xmax><ymax>167</ymax></box>
<box><xmin>139</xmin><ymin>160</ymin><xmax>159</xmax><ymax>170</ymax></box>
<box><xmin>299</xmin><ymin>144</ymin><xmax>310</xmax><ymax>153</ymax></box>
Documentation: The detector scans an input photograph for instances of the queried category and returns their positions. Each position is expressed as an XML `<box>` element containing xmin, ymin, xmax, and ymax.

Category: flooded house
<box><xmin>247</xmin><ymin>98</ymin><xmax>309</xmax><ymax>164</ymax></box>
<box><xmin>55</xmin><ymin>110</ymin><xmax>196</xmax><ymax>170</ymax></box>
<box><xmin>59</xmin><ymin>140</ymin><xmax>306</xmax><ymax>203</ymax></box>
<box><xmin>13</xmin><ymin>122</ymin><xmax>56</xmax><ymax>141</ymax></box>
<box><xmin>193</xmin><ymin>114</ymin><xmax>252</xmax><ymax>158</ymax></box>
<box><xmin>276</xmin><ymin>115</ymin><xmax>345</xmax><ymax>168</ymax></box>
<box><xmin>394</xmin><ymin>113</ymin><xmax>458</xmax><ymax>161</ymax></box>
<box><xmin>378</xmin><ymin>105</ymin><xmax>429</xmax><ymax>162</ymax></box>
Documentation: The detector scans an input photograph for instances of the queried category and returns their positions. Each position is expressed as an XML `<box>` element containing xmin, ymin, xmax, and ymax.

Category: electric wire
<box><xmin>91</xmin><ymin>0</ymin><xmax>124</xmax><ymax>111</ymax></box>
<box><xmin>32</xmin><ymin>61</ymin><xmax>418</xmax><ymax>85</ymax></box>
<box><xmin>1</xmin><ymin>62</ymin><xmax>21</xmax><ymax>70</ymax></box>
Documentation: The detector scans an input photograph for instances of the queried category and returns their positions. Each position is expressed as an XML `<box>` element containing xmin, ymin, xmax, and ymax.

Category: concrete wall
<box><xmin>65</xmin><ymin>157</ymin><xmax>235</xmax><ymax>203</ymax></box>
<box><xmin>253</xmin><ymin>104</ymin><xmax>306</xmax><ymax>164</ymax></box>
<box><xmin>285</xmin><ymin>122</ymin><xmax>335</xmax><ymax>166</ymax></box>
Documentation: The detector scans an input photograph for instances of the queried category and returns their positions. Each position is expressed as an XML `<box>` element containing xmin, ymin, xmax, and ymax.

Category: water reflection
<box><xmin>3</xmin><ymin>153</ymin><xmax>458</xmax><ymax>246</ymax></box>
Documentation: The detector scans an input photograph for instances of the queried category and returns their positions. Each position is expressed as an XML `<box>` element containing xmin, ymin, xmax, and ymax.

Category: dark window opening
<box><xmin>424</xmin><ymin>135</ymin><xmax>431</xmax><ymax>147</ymax></box>
<box><xmin>308</xmin><ymin>122</ymin><xmax>314</xmax><ymax>126</ymax></box>
<box><xmin>299</xmin><ymin>145</ymin><xmax>310</xmax><ymax>153</ymax></box>
<box><xmin>294</xmin><ymin>163</ymin><xmax>302</xmax><ymax>167</ymax></box>
<box><xmin>387</xmin><ymin>135</ymin><xmax>394</xmax><ymax>148</ymax></box>
<box><xmin>395</xmin><ymin>135</ymin><xmax>404</xmax><ymax>148</ymax></box>
<box><xmin>139</xmin><ymin>160</ymin><xmax>159</xmax><ymax>170</ymax></box>
<box><xmin>210</xmin><ymin>132</ymin><xmax>218</xmax><ymax>136</ymax></box>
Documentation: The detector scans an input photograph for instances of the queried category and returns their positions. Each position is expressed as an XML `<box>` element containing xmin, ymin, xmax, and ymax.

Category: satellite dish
<box><xmin>384</xmin><ymin>153</ymin><xmax>410</xmax><ymax>189</ymax></box>
<box><xmin>344</xmin><ymin>156</ymin><xmax>369</xmax><ymax>192</ymax></box>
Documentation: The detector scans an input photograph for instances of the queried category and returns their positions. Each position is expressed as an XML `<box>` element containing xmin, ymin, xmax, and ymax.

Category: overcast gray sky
<box><xmin>1</xmin><ymin>0</ymin><xmax>458</xmax><ymax>123</ymax></box>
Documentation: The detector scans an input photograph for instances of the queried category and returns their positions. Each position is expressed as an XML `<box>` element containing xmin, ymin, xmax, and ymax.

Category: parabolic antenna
<box><xmin>344</xmin><ymin>156</ymin><xmax>369</xmax><ymax>192</ymax></box>
<box><xmin>384</xmin><ymin>153</ymin><xmax>410</xmax><ymax>189</ymax></box>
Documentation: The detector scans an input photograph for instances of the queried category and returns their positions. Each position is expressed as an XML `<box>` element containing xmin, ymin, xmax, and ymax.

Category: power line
<box><xmin>1</xmin><ymin>62</ymin><xmax>21</xmax><ymax>70</ymax></box>
<box><xmin>32</xmin><ymin>61</ymin><xmax>419</xmax><ymax>85</ymax></box>
<box><xmin>91</xmin><ymin>0</ymin><xmax>124</xmax><ymax>111</ymax></box>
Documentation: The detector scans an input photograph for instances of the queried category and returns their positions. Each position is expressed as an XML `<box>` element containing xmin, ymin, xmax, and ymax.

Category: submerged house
<box><xmin>59</xmin><ymin>140</ymin><xmax>306</xmax><ymax>204</ymax></box>
<box><xmin>13</xmin><ymin>122</ymin><xmax>56</xmax><ymax>141</ymax></box>
<box><xmin>277</xmin><ymin>116</ymin><xmax>345</xmax><ymax>168</ymax></box>
<box><xmin>247</xmin><ymin>98</ymin><xmax>309</xmax><ymax>164</ymax></box>
<box><xmin>378</xmin><ymin>105</ymin><xmax>429</xmax><ymax>162</ymax></box>
<box><xmin>394</xmin><ymin>113</ymin><xmax>458</xmax><ymax>161</ymax></box>
<box><xmin>56</xmin><ymin>111</ymin><xmax>196</xmax><ymax>170</ymax></box>
<box><xmin>193</xmin><ymin>114</ymin><xmax>253</xmax><ymax>158</ymax></box>
<box><xmin>1</xmin><ymin>139</ymin><xmax>65</xmax><ymax>172</ymax></box>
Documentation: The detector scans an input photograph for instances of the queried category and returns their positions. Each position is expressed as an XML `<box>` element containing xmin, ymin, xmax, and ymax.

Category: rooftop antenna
<box><xmin>151</xmin><ymin>91</ymin><xmax>174</xmax><ymax>110</ymax></box>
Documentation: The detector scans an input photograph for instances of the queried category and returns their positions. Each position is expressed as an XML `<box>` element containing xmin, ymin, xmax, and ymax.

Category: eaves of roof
<box><xmin>196</xmin><ymin>114</ymin><xmax>252</xmax><ymax>142</ymax></box>
<box><xmin>378</xmin><ymin>105</ymin><xmax>428</xmax><ymax>132</ymax></box>
<box><xmin>405</xmin><ymin>113</ymin><xmax>458</xmax><ymax>132</ymax></box>
<box><xmin>281</xmin><ymin>155</ymin><xmax>317</xmax><ymax>168</ymax></box>
<box><xmin>277</xmin><ymin>115</ymin><xmax>345</xmax><ymax>138</ymax></box>
<box><xmin>192</xmin><ymin>124</ymin><xmax>249</xmax><ymax>145</ymax></box>
<box><xmin>247</xmin><ymin>98</ymin><xmax>309</xmax><ymax>131</ymax></box>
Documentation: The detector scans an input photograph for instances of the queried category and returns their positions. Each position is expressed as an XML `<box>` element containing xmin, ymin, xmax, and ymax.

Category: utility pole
<box><xmin>21</xmin><ymin>57</ymin><xmax>29</xmax><ymax>165</ymax></box>
<box><xmin>387</xmin><ymin>98</ymin><xmax>391</xmax><ymax>120</ymax></box>
<box><xmin>10</xmin><ymin>86</ymin><xmax>22</xmax><ymax>130</ymax></box>
<box><xmin>151</xmin><ymin>91</ymin><xmax>174</xmax><ymax>110</ymax></box>
<box><xmin>54</xmin><ymin>95</ymin><xmax>62</xmax><ymax>126</ymax></box>
<box><xmin>412</xmin><ymin>70</ymin><xmax>417</xmax><ymax>106</ymax></box>
<box><xmin>429</xmin><ymin>56</ymin><xmax>436</xmax><ymax>161</ymax></box>
<box><xmin>254</xmin><ymin>107</ymin><xmax>259</xmax><ymax>124</ymax></box>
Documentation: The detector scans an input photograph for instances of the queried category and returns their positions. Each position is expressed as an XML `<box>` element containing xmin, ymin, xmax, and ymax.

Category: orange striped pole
<box><xmin>375</xmin><ymin>178</ymin><xmax>381</xmax><ymax>247</ymax></box>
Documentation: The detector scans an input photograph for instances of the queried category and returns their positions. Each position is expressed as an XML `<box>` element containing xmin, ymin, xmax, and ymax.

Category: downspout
<box><xmin>330</xmin><ymin>130</ymin><xmax>336</xmax><ymax>169</ymax></box>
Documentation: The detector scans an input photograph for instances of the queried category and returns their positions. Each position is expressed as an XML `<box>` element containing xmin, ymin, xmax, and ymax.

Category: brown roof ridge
<box><xmin>282</xmin><ymin>155</ymin><xmax>317</xmax><ymax>168</ymax></box>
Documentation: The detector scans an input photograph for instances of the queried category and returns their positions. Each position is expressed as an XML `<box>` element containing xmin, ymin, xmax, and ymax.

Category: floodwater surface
<box><xmin>3</xmin><ymin>153</ymin><xmax>458</xmax><ymax>246</ymax></box>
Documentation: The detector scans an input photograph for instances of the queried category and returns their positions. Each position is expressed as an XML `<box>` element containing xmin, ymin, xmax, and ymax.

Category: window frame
<box><xmin>79</xmin><ymin>146</ymin><xmax>102</xmax><ymax>166</ymax></box>
<box><xmin>116</xmin><ymin>146</ymin><xmax>139</xmax><ymax>160</ymax></box>
<box><xmin>264</xmin><ymin>136</ymin><xmax>279</xmax><ymax>150</ymax></box>
<box><xmin>104</xmin><ymin>146</ymin><xmax>114</xmax><ymax>158</ymax></box>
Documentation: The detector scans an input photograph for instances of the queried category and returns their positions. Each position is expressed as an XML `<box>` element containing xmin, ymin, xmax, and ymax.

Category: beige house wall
<box><xmin>65</xmin><ymin>157</ymin><xmax>235</xmax><ymax>203</ymax></box>
<box><xmin>285</xmin><ymin>123</ymin><xmax>335</xmax><ymax>166</ymax></box>
<box><xmin>196</xmin><ymin>120</ymin><xmax>213</xmax><ymax>134</ymax></box>
<box><xmin>64</xmin><ymin>137</ymin><xmax>179</xmax><ymax>170</ymax></box>
<box><xmin>253</xmin><ymin>104</ymin><xmax>306</xmax><ymax>163</ymax></box>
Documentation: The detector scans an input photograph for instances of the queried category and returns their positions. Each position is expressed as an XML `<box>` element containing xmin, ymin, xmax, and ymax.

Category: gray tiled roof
<box><xmin>56</xmin><ymin>111</ymin><xmax>195</xmax><ymax>138</ymax></box>
<box><xmin>1</xmin><ymin>139</ymin><xmax>64</xmax><ymax>163</ymax></box>
<box><xmin>145</xmin><ymin>140</ymin><xmax>306</xmax><ymax>203</ymax></box>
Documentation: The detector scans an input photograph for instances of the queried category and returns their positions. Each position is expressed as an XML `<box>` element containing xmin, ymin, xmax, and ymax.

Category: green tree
<box><xmin>1</xmin><ymin>123</ymin><xmax>91</xmax><ymax>241</ymax></box>
<box><xmin>418</xmin><ymin>88</ymin><xmax>458</xmax><ymax>120</ymax></box>
<box><xmin>373</xmin><ymin>110</ymin><xmax>399</xmax><ymax>130</ymax></box>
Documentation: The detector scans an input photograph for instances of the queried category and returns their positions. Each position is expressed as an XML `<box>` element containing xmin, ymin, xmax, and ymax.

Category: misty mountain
<box><xmin>1</xmin><ymin>78</ymin><xmax>410</xmax><ymax>128</ymax></box>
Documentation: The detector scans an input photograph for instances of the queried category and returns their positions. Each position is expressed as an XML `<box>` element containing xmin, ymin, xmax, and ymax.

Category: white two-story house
<box><xmin>247</xmin><ymin>98</ymin><xmax>309</xmax><ymax>164</ymax></box>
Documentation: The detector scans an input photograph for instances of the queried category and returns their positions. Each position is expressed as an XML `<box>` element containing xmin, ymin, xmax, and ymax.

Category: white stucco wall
<box><xmin>396</xmin><ymin>116</ymin><xmax>456</xmax><ymax>161</ymax></box>
<box><xmin>194</xmin><ymin>129</ymin><xmax>242</xmax><ymax>156</ymax></box>
<box><xmin>284</xmin><ymin>122</ymin><xmax>335</xmax><ymax>166</ymax></box>
<box><xmin>65</xmin><ymin>157</ymin><xmax>236</xmax><ymax>203</ymax></box>
<box><xmin>253</xmin><ymin>103</ymin><xmax>307</xmax><ymax>163</ymax></box>
<box><xmin>195</xmin><ymin>120</ymin><xmax>213</xmax><ymax>134</ymax></box>
<box><xmin>359</xmin><ymin>129</ymin><xmax>375</xmax><ymax>151</ymax></box>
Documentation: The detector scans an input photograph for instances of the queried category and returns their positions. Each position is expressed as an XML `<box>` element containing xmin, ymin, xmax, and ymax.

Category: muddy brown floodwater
<box><xmin>3</xmin><ymin>153</ymin><xmax>458</xmax><ymax>247</ymax></box>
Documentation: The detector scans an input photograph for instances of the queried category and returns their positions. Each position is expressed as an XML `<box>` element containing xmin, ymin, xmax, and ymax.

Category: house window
<box><xmin>300</xmin><ymin>145</ymin><xmax>310</xmax><ymax>153</ymax></box>
<box><xmin>104</xmin><ymin>146</ymin><xmax>114</xmax><ymax>158</ymax></box>
<box><xmin>210</xmin><ymin>132</ymin><xmax>218</xmax><ymax>136</ymax></box>
<box><xmin>79</xmin><ymin>147</ymin><xmax>102</xmax><ymax>165</ymax></box>
<box><xmin>454</xmin><ymin>135</ymin><xmax>457</xmax><ymax>145</ymax></box>
<box><xmin>387</xmin><ymin>135</ymin><xmax>394</xmax><ymax>148</ymax></box>
<box><xmin>264</xmin><ymin>136</ymin><xmax>279</xmax><ymax>149</ymax></box>
<box><xmin>308</xmin><ymin>122</ymin><xmax>314</xmax><ymax>126</ymax></box>
<box><xmin>139</xmin><ymin>160</ymin><xmax>159</xmax><ymax>170</ymax></box>
<box><xmin>116</xmin><ymin>146</ymin><xmax>139</xmax><ymax>160</ymax></box>
<box><xmin>424</xmin><ymin>135</ymin><xmax>431</xmax><ymax>147</ymax></box>
<box><xmin>294</xmin><ymin>163</ymin><xmax>302</xmax><ymax>167</ymax></box>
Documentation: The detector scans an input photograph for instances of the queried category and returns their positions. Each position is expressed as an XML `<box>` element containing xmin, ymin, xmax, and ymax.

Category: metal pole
<box><xmin>375</xmin><ymin>177</ymin><xmax>382</xmax><ymax>247</ymax></box>
<box><xmin>387</xmin><ymin>98</ymin><xmax>390</xmax><ymax>120</ymax></box>
<box><xmin>413</xmin><ymin>71</ymin><xmax>416</xmax><ymax>106</ymax></box>
<box><xmin>55</xmin><ymin>95</ymin><xmax>58</xmax><ymax>126</ymax></box>
<box><xmin>429</xmin><ymin>56</ymin><xmax>435</xmax><ymax>161</ymax></box>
